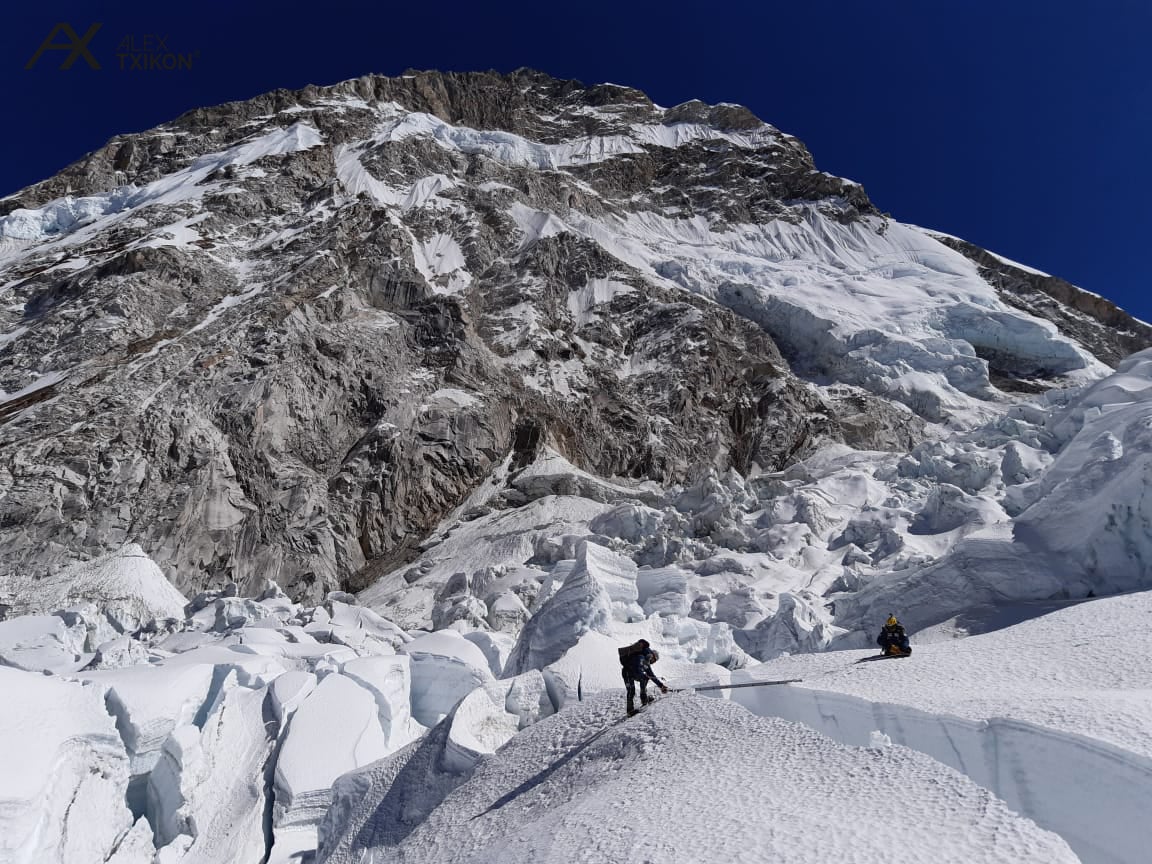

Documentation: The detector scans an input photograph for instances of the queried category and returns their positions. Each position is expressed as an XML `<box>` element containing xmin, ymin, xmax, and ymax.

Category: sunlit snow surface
<box><xmin>316</xmin><ymin>693</ymin><xmax>1076</xmax><ymax>864</ymax></box>
<box><xmin>734</xmin><ymin>593</ymin><xmax>1152</xmax><ymax>864</ymax></box>
<box><xmin>4</xmin><ymin>548</ymin><xmax>1152</xmax><ymax>863</ymax></box>
<box><xmin>375</xmin><ymin>105</ymin><xmax>779</xmax><ymax>169</ymax></box>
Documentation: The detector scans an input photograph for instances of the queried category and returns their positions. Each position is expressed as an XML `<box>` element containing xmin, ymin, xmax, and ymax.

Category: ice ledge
<box><xmin>730</xmin><ymin>679</ymin><xmax>1152</xmax><ymax>864</ymax></box>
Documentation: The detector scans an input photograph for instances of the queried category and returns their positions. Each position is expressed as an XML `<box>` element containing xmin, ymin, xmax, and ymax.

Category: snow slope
<box><xmin>316</xmin><ymin>693</ymin><xmax>1076</xmax><ymax>864</ymax></box>
<box><xmin>601</xmin><ymin>211</ymin><xmax>1106</xmax><ymax>423</ymax></box>
<box><xmin>1</xmin><ymin>544</ymin><xmax>188</xmax><ymax>631</ymax></box>
<box><xmin>732</xmin><ymin>590</ymin><xmax>1152</xmax><ymax>864</ymax></box>
<box><xmin>1014</xmin><ymin>349</ymin><xmax>1152</xmax><ymax>590</ymax></box>
<box><xmin>833</xmin><ymin>348</ymin><xmax>1152</xmax><ymax>638</ymax></box>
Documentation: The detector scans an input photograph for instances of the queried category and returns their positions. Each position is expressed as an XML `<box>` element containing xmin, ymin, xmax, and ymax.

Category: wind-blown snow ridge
<box><xmin>740</xmin><ymin>686</ymin><xmax>1152</xmax><ymax>864</ymax></box>
<box><xmin>376</xmin><ymin>108</ymin><xmax>778</xmax><ymax>169</ymax></box>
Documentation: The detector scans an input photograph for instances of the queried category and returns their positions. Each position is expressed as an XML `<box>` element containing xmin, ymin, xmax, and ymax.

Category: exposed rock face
<box><xmin>0</xmin><ymin>70</ymin><xmax>1144</xmax><ymax>601</ymax></box>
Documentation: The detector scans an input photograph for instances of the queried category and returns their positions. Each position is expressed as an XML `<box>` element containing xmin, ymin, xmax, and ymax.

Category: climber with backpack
<box><xmin>619</xmin><ymin>638</ymin><xmax>668</xmax><ymax>716</ymax></box>
<box><xmin>876</xmin><ymin>614</ymin><xmax>912</xmax><ymax>657</ymax></box>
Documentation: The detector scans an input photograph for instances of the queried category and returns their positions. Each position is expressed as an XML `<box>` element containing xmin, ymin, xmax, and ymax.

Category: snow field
<box><xmin>3</xmin><ymin>583</ymin><xmax>1124</xmax><ymax>864</ymax></box>
<box><xmin>6</xmin><ymin>457</ymin><xmax>1152</xmax><ymax>863</ymax></box>
<box><xmin>740</xmin><ymin>689</ymin><xmax>1152</xmax><ymax>864</ymax></box>
<box><xmin>316</xmin><ymin>693</ymin><xmax>1077</xmax><ymax>864</ymax></box>
<box><xmin>732</xmin><ymin>589</ymin><xmax>1152</xmax><ymax>864</ymax></box>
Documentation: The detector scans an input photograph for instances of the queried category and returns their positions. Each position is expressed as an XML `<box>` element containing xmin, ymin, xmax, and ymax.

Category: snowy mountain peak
<box><xmin>0</xmin><ymin>70</ymin><xmax>1147</xmax><ymax>603</ymax></box>
<box><xmin>4</xmin><ymin>69</ymin><xmax>1152</xmax><ymax>864</ymax></box>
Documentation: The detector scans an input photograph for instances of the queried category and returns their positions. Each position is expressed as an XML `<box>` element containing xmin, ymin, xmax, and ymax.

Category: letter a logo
<box><xmin>26</xmin><ymin>23</ymin><xmax>103</xmax><ymax>70</ymax></box>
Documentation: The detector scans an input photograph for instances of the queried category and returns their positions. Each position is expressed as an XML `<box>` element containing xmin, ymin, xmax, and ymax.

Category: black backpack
<box><xmin>618</xmin><ymin>641</ymin><xmax>647</xmax><ymax>665</ymax></box>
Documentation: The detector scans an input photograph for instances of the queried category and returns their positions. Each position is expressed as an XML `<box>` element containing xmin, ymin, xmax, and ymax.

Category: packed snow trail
<box><xmin>316</xmin><ymin>692</ymin><xmax>1076</xmax><ymax>864</ymax></box>
<box><xmin>730</xmin><ymin>589</ymin><xmax>1152</xmax><ymax>864</ymax></box>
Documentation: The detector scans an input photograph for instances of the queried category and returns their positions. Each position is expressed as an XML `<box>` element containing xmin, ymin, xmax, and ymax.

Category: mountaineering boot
<box><xmin>627</xmin><ymin>696</ymin><xmax>637</xmax><ymax>717</ymax></box>
<box><xmin>641</xmin><ymin>693</ymin><xmax>652</xmax><ymax>706</ymax></box>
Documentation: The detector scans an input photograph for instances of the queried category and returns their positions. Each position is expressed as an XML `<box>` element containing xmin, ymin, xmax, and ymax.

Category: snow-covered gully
<box><xmin>729</xmin><ymin>682</ymin><xmax>1152</xmax><ymax>864</ymax></box>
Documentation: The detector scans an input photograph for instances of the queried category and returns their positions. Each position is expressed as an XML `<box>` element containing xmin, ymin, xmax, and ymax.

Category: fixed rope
<box><xmin>674</xmin><ymin>678</ymin><xmax>802</xmax><ymax>692</ymax></box>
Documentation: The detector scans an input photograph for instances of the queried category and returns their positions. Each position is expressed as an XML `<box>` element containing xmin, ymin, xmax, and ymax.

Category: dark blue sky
<box><xmin>4</xmin><ymin>1</ymin><xmax>1149</xmax><ymax>320</ymax></box>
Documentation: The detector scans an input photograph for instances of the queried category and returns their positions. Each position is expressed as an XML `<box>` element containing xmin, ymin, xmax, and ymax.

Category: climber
<box><xmin>876</xmin><ymin>615</ymin><xmax>912</xmax><ymax>656</ymax></box>
<box><xmin>619</xmin><ymin>638</ymin><xmax>668</xmax><ymax>716</ymax></box>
